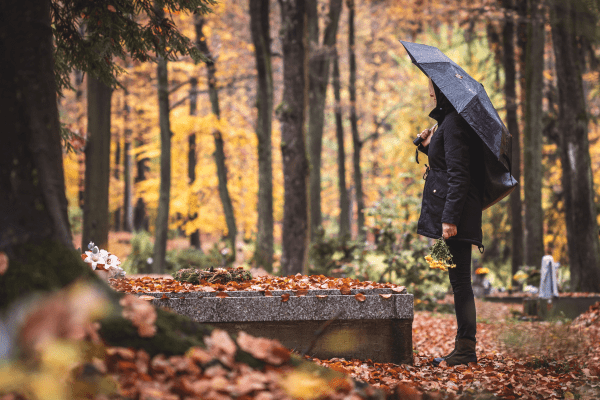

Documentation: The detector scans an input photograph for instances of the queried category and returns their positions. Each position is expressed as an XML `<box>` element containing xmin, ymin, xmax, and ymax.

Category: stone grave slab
<box><xmin>137</xmin><ymin>287</ymin><xmax>414</xmax><ymax>365</ymax></box>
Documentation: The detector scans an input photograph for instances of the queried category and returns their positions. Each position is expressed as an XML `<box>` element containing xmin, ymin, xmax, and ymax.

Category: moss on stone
<box><xmin>0</xmin><ymin>239</ymin><xmax>96</xmax><ymax>311</ymax></box>
<box><xmin>98</xmin><ymin>307</ymin><xmax>213</xmax><ymax>357</ymax></box>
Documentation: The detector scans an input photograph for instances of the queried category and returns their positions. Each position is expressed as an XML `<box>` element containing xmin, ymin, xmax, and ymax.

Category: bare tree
<box><xmin>550</xmin><ymin>0</ymin><xmax>600</xmax><ymax>291</ymax></box>
<box><xmin>278</xmin><ymin>0</ymin><xmax>309</xmax><ymax>275</ymax></box>
<box><xmin>250</xmin><ymin>0</ymin><xmax>274</xmax><ymax>271</ymax></box>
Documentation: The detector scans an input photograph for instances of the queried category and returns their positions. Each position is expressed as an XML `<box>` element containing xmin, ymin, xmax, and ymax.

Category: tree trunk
<box><xmin>277</xmin><ymin>0</ymin><xmax>309</xmax><ymax>275</ymax></box>
<box><xmin>333</xmin><ymin>49</ymin><xmax>350</xmax><ymax>240</ymax></box>
<box><xmin>0</xmin><ymin>0</ymin><xmax>73</xmax><ymax>253</ymax></box>
<box><xmin>250</xmin><ymin>0</ymin><xmax>274</xmax><ymax>271</ymax></box>
<box><xmin>551</xmin><ymin>0</ymin><xmax>600</xmax><ymax>291</ymax></box>
<box><xmin>122</xmin><ymin>89</ymin><xmax>134</xmax><ymax>232</ymax></box>
<box><xmin>502</xmin><ymin>0</ymin><xmax>524</xmax><ymax>287</ymax></box>
<box><xmin>113</xmin><ymin>130</ymin><xmax>122</xmax><ymax>230</ymax></box>
<box><xmin>347</xmin><ymin>0</ymin><xmax>364</xmax><ymax>240</ymax></box>
<box><xmin>134</xmin><ymin>138</ymin><xmax>149</xmax><ymax>232</ymax></box>
<box><xmin>153</xmin><ymin>3</ymin><xmax>171</xmax><ymax>274</ymax></box>
<box><xmin>307</xmin><ymin>0</ymin><xmax>343</xmax><ymax>241</ymax></box>
<box><xmin>522</xmin><ymin>0</ymin><xmax>545</xmax><ymax>267</ymax></box>
<box><xmin>82</xmin><ymin>76</ymin><xmax>112</xmax><ymax>251</ymax></box>
<box><xmin>194</xmin><ymin>15</ymin><xmax>237</xmax><ymax>260</ymax></box>
<box><xmin>188</xmin><ymin>77</ymin><xmax>202</xmax><ymax>250</ymax></box>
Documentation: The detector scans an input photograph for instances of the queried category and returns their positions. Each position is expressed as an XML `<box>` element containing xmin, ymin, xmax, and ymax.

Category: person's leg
<box><xmin>432</xmin><ymin>240</ymin><xmax>477</xmax><ymax>366</ymax></box>
<box><xmin>447</xmin><ymin>240</ymin><xmax>476</xmax><ymax>342</ymax></box>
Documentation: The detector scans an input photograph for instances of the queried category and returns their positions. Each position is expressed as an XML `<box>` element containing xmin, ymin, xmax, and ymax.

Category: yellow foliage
<box><xmin>56</xmin><ymin>0</ymin><xmax>600</xmax><ymax>269</ymax></box>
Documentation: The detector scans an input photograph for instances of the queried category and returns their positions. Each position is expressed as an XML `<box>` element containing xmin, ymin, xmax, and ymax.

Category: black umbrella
<box><xmin>400</xmin><ymin>40</ymin><xmax>517</xmax><ymax>209</ymax></box>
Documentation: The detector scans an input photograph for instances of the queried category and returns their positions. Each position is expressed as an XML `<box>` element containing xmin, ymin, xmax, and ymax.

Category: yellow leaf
<box><xmin>278</xmin><ymin>370</ymin><xmax>334</xmax><ymax>400</ymax></box>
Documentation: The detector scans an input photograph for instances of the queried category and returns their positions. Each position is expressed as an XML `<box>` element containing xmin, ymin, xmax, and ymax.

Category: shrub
<box><xmin>308</xmin><ymin>228</ymin><xmax>360</xmax><ymax>277</ymax></box>
<box><xmin>121</xmin><ymin>231</ymin><xmax>154</xmax><ymax>274</ymax></box>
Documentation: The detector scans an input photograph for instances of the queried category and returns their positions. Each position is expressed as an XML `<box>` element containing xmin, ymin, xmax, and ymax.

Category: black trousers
<box><xmin>446</xmin><ymin>240</ymin><xmax>476</xmax><ymax>342</ymax></box>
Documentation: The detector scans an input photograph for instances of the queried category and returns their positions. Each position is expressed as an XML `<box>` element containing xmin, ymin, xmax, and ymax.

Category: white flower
<box><xmin>146</xmin><ymin>257</ymin><xmax>153</xmax><ymax>264</ymax></box>
<box><xmin>108</xmin><ymin>265</ymin><xmax>126</xmax><ymax>279</ymax></box>
<box><xmin>105</xmin><ymin>254</ymin><xmax>121</xmax><ymax>268</ymax></box>
<box><xmin>83</xmin><ymin>246</ymin><xmax>107</xmax><ymax>271</ymax></box>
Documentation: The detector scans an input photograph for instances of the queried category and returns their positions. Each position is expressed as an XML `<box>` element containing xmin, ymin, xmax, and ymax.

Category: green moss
<box><xmin>98</xmin><ymin>307</ymin><xmax>213</xmax><ymax>357</ymax></box>
<box><xmin>0</xmin><ymin>239</ymin><xmax>97</xmax><ymax>311</ymax></box>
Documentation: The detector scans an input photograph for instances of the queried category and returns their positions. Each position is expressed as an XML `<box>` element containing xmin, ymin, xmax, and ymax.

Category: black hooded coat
<box><xmin>417</xmin><ymin>84</ymin><xmax>485</xmax><ymax>248</ymax></box>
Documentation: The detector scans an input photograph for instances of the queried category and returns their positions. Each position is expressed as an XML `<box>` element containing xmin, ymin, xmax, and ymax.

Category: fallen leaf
<box><xmin>379</xmin><ymin>294</ymin><xmax>392</xmax><ymax>299</ymax></box>
<box><xmin>186</xmin><ymin>347</ymin><xmax>213</xmax><ymax>365</ymax></box>
<box><xmin>236</xmin><ymin>331</ymin><xmax>290</xmax><ymax>365</ymax></box>
<box><xmin>281</xmin><ymin>293</ymin><xmax>290</xmax><ymax>302</ymax></box>
<box><xmin>392</xmin><ymin>286</ymin><xmax>406</xmax><ymax>293</ymax></box>
<box><xmin>0</xmin><ymin>252</ymin><xmax>7</xmax><ymax>275</ymax></box>
<box><xmin>204</xmin><ymin>329</ymin><xmax>236</xmax><ymax>367</ymax></box>
<box><xmin>316</xmin><ymin>295</ymin><xmax>328</xmax><ymax>299</ymax></box>
<box><xmin>340</xmin><ymin>286</ymin><xmax>352</xmax><ymax>295</ymax></box>
<box><xmin>160</xmin><ymin>294</ymin><xmax>168</xmax><ymax>300</ymax></box>
<box><xmin>264</xmin><ymin>290</ymin><xmax>273</xmax><ymax>297</ymax></box>
<box><xmin>279</xmin><ymin>370</ymin><xmax>334</xmax><ymax>400</ymax></box>
<box><xmin>355</xmin><ymin>293</ymin><xmax>366</xmax><ymax>302</ymax></box>
<box><xmin>107</xmin><ymin>4</ymin><xmax>116</xmax><ymax>12</ymax></box>
<box><xmin>216</xmin><ymin>292</ymin><xmax>229</xmax><ymax>299</ymax></box>
<box><xmin>296</xmin><ymin>289</ymin><xmax>308</xmax><ymax>297</ymax></box>
<box><xmin>138</xmin><ymin>295</ymin><xmax>155</xmax><ymax>301</ymax></box>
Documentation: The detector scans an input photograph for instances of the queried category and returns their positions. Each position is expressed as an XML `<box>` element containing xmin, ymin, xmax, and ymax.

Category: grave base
<box><xmin>140</xmin><ymin>289</ymin><xmax>414</xmax><ymax>365</ymax></box>
<box><xmin>523</xmin><ymin>296</ymin><xmax>600</xmax><ymax>320</ymax></box>
<box><xmin>211</xmin><ymin>318</ymin><xmax>413</xmax><ymax>365</ymax></box>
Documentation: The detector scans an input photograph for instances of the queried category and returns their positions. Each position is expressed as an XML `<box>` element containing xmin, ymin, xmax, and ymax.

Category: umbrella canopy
<box><xmin>400</xmin><ymin>40</ymin><xmax>512</xmax><ymax>173</ymax></box>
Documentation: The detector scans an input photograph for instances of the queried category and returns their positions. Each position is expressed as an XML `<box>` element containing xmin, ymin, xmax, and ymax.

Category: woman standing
<box><xmin>417</xmin><ymin>78</ymin><xmax>484</xmax><ymax>366</ymax></box>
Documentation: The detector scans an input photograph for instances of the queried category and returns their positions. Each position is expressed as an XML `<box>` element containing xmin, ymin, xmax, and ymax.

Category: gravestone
<box><xmin>539</xmin><ymin>255</ymin><xmax>559</xmax><ymax>299</ymax></box>
<box><xmin>137</xmin><ymin>287</ymin><xmax>414</xmax><ymax>365</ymax></box>
<box><xmin>523</xmin><ymin>255</ymin><xmax>600</xmax><ymax>319</ymax></box>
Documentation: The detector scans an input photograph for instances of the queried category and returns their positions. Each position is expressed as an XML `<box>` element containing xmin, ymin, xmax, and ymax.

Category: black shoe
<box><xmin>444</xmin><ymin>338</ymin><xmax>477</xmax><ymax>366</ymax></box>
<box><xmin>432</xmin><ymin>338</ymin><xmax>458</xmax><ymax>367</ymax></box>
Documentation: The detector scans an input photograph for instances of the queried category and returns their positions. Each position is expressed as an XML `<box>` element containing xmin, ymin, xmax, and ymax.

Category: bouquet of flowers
<box><xmin>81</xmin><ymin>241</ymin><xmax>126</xmax><ymax>279</ymax></box>
<box><xmin>424</xmin><ymin>238</ymin><xmax>456</xmax><ymax>272</ymax></box>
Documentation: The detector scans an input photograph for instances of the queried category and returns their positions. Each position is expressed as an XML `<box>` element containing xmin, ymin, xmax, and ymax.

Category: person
<box><xmin>416</xmin><ymin>78</ymin><xmax>485</xmax><ymax>366</ymax></box>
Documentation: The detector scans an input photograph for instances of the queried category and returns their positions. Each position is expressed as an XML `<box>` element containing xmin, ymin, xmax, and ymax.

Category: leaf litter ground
<box><xmin>3</xmin><ymin>276</ymin><xmax>600</xmax><ymax>400</ymax></box>
<box><xmin>107</xmin><ymin>275</ymin><xmax>600</xmax><ymax>399</ymax></box>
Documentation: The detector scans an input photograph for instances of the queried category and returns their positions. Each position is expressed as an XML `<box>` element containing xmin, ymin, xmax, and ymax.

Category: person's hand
<box><xmin>418</xmin><ymin>127</ymin><xmax>433</xmax><ymax>147</ymax></box>
<box><xmin>442</xmin><ymin>223</ymin><xmax>457</xmax><ymax>239</ymax></box>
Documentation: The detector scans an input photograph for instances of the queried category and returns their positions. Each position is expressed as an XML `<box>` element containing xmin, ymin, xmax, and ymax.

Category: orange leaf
<box><xmin>139</xmin><ymin>295</ymin><xmax>155</xmax><ymax>301</ymax></box>
<box><xmin>379</xmin><ymin>294</ymin><xmax>392</xmax><ymax>299</ymax></box>
<box><xmin>264</xmin><ymin>290</ymin><xmax>273</xmax><ymax>297</ymax></box>
<box><xmin>355</xmin><ymin>293</ymin><xmax>366</xmax><ymax>302</ymax></box>
<box><xmin>340</xmin><ymin>286</ymin><xmax>352</xmax><ymax>295</ymax></box>
<box><xmin>81</xmin><ymin>253</ymin><xmax>88</xmax><ymax>261</ymax></box>
<box><xmin>296</xmin><ymin>289</ymin><xmax>308</xmax><ymax>297</ymax></box>
<box><xmin>0</xmin><ymin>252</ymin><xmax>7</xmax><ymax>276</ymax></box>
<box><xmin>160</xmin><ymin>294</ymin><xmax>168</xmax><ymax>300</ymax></box>
<box><xmin>107</xmin><ymin>4</ymin><xmax>116</xmax><ymax>12</ymax></box>
<box><xmin>316</xmin><ymin>295</ymin><xmax>328</xmax><ymax>299</ymax></box>
<box><xmin>281</xmin><ymin>293</ymin><xmax>290</xmax><ymax>302</ymax></box>
<box><xmin>392</xmin><ymin>286</ymin><xmax>406</xmax><ymax>293</ymax></box>
<box><xmin>216</xmin><ymin>291</ymin><xmax>229</xmax><ymax>299</ymax></box>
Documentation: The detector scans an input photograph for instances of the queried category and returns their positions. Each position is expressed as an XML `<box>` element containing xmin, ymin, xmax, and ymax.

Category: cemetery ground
<box><xmin>1</xmin><ymin>235</ymin><xmax>600</xmax><ymax>399</ymax></box>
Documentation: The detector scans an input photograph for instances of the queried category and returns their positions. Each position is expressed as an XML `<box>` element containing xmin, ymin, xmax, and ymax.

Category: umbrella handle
<box><xmin>413</xmin><ymin>123</ymin><xmax>438</xmax><ymax>146</ymax></box>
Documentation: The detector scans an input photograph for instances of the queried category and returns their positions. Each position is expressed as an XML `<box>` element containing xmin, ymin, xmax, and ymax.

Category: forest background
<box><xmin>59</xmin><ymin>0</ymin><xmax>600</xmax><ymax>293</ymax></box>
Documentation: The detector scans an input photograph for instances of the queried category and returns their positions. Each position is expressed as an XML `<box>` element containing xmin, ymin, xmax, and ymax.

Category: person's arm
<box><xmin>442</xmin><ymin>117</ymin><xmax>471</xmax><ymax>230</ymax></box>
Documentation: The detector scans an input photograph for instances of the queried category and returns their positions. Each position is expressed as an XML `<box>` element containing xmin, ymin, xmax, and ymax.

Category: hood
<box><xmin>428</xmin><ymin>82</ymin><xmax>455</xmax><ymax>123</ymax></box>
